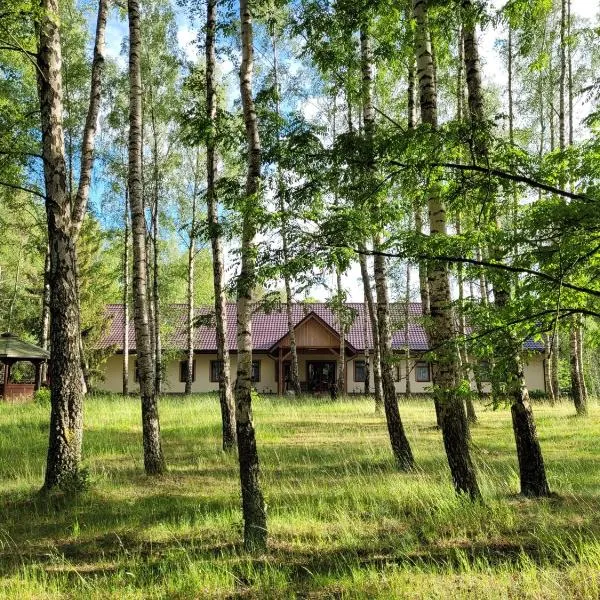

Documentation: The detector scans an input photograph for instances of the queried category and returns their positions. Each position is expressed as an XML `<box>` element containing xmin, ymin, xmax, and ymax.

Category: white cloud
<box><xmin>177</xmin><ymin>26</ymin><xmax>199</xmax><ymax>62</ymax></box>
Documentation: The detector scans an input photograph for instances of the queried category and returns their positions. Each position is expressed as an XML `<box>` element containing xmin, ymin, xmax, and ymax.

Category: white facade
<box><xmin>99</xmin><ymin>352</ymin><xmax>547</xmax><ymax>395</ymax></box>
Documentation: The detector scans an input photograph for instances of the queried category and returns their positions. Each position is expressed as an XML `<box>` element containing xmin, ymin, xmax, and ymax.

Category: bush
<box><xmin>33</xmin><ymin>387</ymin><xmax>51</xmax><ymax>405</ymax></box>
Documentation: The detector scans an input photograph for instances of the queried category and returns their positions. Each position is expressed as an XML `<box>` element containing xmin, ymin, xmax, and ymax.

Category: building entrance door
<box><xmin>306</xmin><ymin>361</ymin><xmax>336</xmax><ymax>393</ymax></box>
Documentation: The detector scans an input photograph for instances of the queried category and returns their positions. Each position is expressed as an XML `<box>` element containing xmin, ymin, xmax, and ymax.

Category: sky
<box><xmin>100</xmin><ymin>1</ymin><xmax>598</xmax><ymax>303</ymax></box>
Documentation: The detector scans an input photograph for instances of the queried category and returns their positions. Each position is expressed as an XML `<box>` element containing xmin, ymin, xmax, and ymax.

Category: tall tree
<box><xmin>206</xmin><ymin>0</ymin><xmax>236</xmax><ymax>449</ymax></box>
<box><xmin>362</xmin><ymin>23</ymin><xmax>414</xmax><ymax>469</ymax></box>
<box><xmin>462</xmin><ymin>0</ymin><xmax>549</xmax><ymax>496</ymax></box>
<box><xmin>359</xmin><ymin>252</ymin><xmax>383</xmax><ymax>409</ymax></box>
<box><xmin>128</xmin><ymin>0</ymin><xmax>165</xmax><ymax>475</ymax></box>
<box><xmin>236</xmin><ymin>0</ymin><xmax>267</xmax><ymax>551</ymax></box>
<box><xmin>269</xmin><ymin>20</ymin><xmax>302</xmax><ymax>396</ymax></box>
<box><xmin>37</xmin><ymin>0</ymin><xmax>108</xmax><ymax>490</ymax></box>
<box><xmin>122</xmin><ymin>191</ymin><xmax>130</xmax><ymax>396</ymax></box>
<box><xmin>413</xmin><ymin>0</ymin><xmax>479</xmax><ymax>498</ymax></box>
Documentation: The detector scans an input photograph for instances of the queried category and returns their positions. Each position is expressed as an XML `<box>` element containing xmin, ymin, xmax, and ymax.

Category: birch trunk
<box><xmin>335</xmin><ymin>269</ymin><xmax>346</xmax><ymax>397</ymax></box>
<box><xmin>237</xmin><ymin>0</ymin><xmax>267</xmax><ymax>551</ymax></box>
<box><xmin>404</xmin><ymin>262</ymin><xmax>411</xmax><ymax>396</ymax></box>
<box><xmin>577</xmin><ymin>320</ymin><xmax>588</xmax><ymax>403</ymax></box>
<box><xmin>123</xmin><ymin>196</ymin><xmax>129</xmax><ymax>396</ymax></box>
<box><xmin>569</xmin><ymin>322</ymin><xmax>586</xmax><ymax>415</ymax></box>
<box><xmin>149</xmin><ymin>99</ymin><xmax>162</xmax><ymax>395</ymax></box>
<box><xmin>463</xmin><ymin>0</ymin><xmax>549</xmax><ymax>496</ymax></box>
<box><xmin>128</xmin><ymin>0</ymin><xmax>165</xmax><ymax>475</ymax></box>
<box><xmin>206</xmin><ymin>0</ymin><xmax>236</xmax><ymax>449</ymax></box>
<box><xmin>185</xmin><ymin>154</ymin><xmax>200</xmax><ymax>396</ymax></box>
<box><xmin>374</xmin><ymin>248</ymin><xmax>415</xmax><ymax>469</ymax></box>
<box><xmin>361</xmin><ymin>24</ymin><xmax>413</xmax><ymax>467</ymax></box>
<box><xmin>543</xmin><ymin>334</ymin><xmax>555</xmax><ymax>403</ymax></box>
<box><xmin>359</xmin><ymin>251</ymin><xmax>383</xmax><ymax>410</ymax></box>
<box><xmin>38</xmin><ymin>245</ymin><xmax>51</xmax><ymax>388</ymax></box>
<box><xmin>456</xmin><ymin>219</ymin><xmax>476</xmax><ymax>424</ymax></box>
<box><xmin>270</xmin><ymin>27</ymin><xmax>301</xmax><ymax>396</ymax></box>
<box><xmin>38</xmin><ymin>0</ymin><xmax>107</xmax><ymax>490</ymax></box>
<box><xmin>363</xmin><ymin>295</ymin><xmax>370</xmax><ymax>395</ymax></box>
<box><xmin>414</xmin><ymin>0</ymin><xmax>479</xmax><ymax>498</ymax></box>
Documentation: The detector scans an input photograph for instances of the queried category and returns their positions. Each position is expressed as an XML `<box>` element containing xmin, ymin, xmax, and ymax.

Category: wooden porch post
<box><xmin>278</xmin><ymin>346</ymin><xmax>283</xmax><ymax>396</ymax></box>
<box><xmin>34</xmin><ymin>361</ymin><xmax>41</xmax><ymax>391</ymax></box>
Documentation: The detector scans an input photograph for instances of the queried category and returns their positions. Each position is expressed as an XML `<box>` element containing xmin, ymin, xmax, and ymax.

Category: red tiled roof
<box><xmin>99</xmin><ymin>303</ymin><xmax>543</xmax><ymax>353</ymax></box>
<box><xmin>98</xmin><ymin>302</ymin><xmax>428</xmax><ymax>352</ymax></box>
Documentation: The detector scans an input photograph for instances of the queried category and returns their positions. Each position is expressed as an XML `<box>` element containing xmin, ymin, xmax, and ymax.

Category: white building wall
<box><xmin>100</xmin><ymin>352</ymin><xmax>547</xmax><ymax>395</ymax></box>
<box><xmin>99</xmin><ymin>353</ymin><xmax>277</xmax><ymax>394</ymax></box>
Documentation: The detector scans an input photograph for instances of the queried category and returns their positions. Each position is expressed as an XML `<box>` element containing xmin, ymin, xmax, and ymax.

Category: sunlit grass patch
<box><xmin>0</xmin><ymin>394</ymin><xmax>598</xmax><ymax>598</ymax></box>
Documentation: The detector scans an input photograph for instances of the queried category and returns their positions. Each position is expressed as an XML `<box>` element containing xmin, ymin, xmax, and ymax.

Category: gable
<box><xmin>276</xmin><ymin>314</ymin><xmax>341</xmax><ymax>349</ymax></box>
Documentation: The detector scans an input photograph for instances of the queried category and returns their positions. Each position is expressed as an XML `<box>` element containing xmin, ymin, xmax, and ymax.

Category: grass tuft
<box><xmin>0</xmin><ymin>395</ymin><xmax>598</xmax><ymax>598</ymax></box>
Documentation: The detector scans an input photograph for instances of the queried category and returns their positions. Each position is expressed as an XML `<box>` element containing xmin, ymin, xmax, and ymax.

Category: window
<box><xmin>394</xmin><ymin>364</ymin><xmax>401</xmax><ymax>382</ymax></box>
<box><xmin>210</xmin><ymin>360</ymin><xmax>223</xmax><ymax>383</ymax></box>
<box><xmin>415</xmin><ymin>361</ymin><xmax>431</xmax><ymax>382</ymax></box>
<box><xmin>134</xmin><ymin>360</ymin><xmax>139</xmax><ymax>383</ymax></box>
<box><xmin>252</xmin><ymin>360</ymin><xmax>261</xmax><ymax>383</ymax></box>
<box><xmin>274</xmin><ymin>361</ymin><xmax>291</xmax><ymax>383</ymax></box>
<box><xmin>477</xmin><ymin>360</ymin><xmax>492</xmax><ymax>383</ymax></box>
<box><xmin>354</xmin><ymin>360</ymin><xmax>366</xmax><ymax>382</ymax></box>
<box><xmin>179</xmin><ymin>359</ymin><xmax>196</xmax><ymax>383</ymax></box>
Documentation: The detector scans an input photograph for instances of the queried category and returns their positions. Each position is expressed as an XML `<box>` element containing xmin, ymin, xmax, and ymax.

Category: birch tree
<box><xmin>236</xmin><ymin>0</ymin><xmax>267</xmax><ymax>551</ymax></box>
<box><xmin>413</xmin><ymin>0</ymin><xmax>479</xmax><ymax>498</ymax></box>
<box><xmin>128</xmin><ymin>0</ymin><xmax>166</xmax><ymax>475</ymax></box>
<box><xmin>37</xmin><ymin>0</ymin><xmax>108</xmax><ymax>490</ymax></box>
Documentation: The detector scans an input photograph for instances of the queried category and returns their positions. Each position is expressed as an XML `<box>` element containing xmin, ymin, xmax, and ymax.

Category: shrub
<box><xmin>33</xmin><ymin>387</ymin><xmax>51</xmax><ymax>405</ymax></box>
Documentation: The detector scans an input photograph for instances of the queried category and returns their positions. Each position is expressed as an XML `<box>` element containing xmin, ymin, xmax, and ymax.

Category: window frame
<box><xmin>179</xmin><ymin>359</ymin><xmax>196</xmax><ymax>383</ymax></box>
<box><xmin>354</xmin><ymin>359</ymin><xmax>366</xmax><ymax>383</ymax></box>
<box><xmin>251</xmin><ymin>360</ymin><xmax>261</xmax><ymax>383</ymax></box>
<box><xmin>415</xmin><ymin>361</ymin><xmax>431</xmax><ymax>383</ymax></box>
<box><xmin>210</xmin><ymin>360</ymin><xmax>223</xmax><ymax>383</ymax></box>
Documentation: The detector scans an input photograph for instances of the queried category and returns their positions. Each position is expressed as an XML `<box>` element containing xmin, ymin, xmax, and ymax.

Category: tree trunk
<box><xmin>128</xmin><ymin>0</ymin><xmax>165</xmax><ymax>475</ymax></box>
<box><xmin>509</xmin><ymin>352</ymin><xmax>551</xmax><ymax>497</ymax></box>
<box><xmin>373</xmin><ymin>248</ymin><xmax>414</xmax><ymax>470</ymax></box>
<box><xmin>543</xmin><ymin>334</ymin><xmax>555</xmax><ymax>403</ymax></box>
<box><xmin>414</xmin><ymin>0</ymin><xmax>479</xmax><ymax>498</ymax></box>
<box><xmin>543</xmin><ymin>335</ymin><xmax>554</xmax><ymax>401</ymax></box>
<box><xmin>38</xmin><ymin>245</ymin><xmax>51</xmax><ymax>389</ymax></box>
<box><xmin>123</xmin><ymin>196</ymin><xmax>130</xmax><ymax>396</ymax></box>
<box><xmin>363</xmin><ymin>295</ymin><xmax>370</xmax><ymax>395</ymax></box>
<box><xmin>577</xmin><ymin>319</ymin><xmax>588</xmax><ymax>403</ymax></box>
<box><xmin>551</xmin><ymin>331</ymin><xmax>560</xmax><ymax>399</ymax></box>
<box><xmin>569</xmin><ymin>320</ymin><xmax>586</xmax><ymax>415</ymax></box>
<box><xmin>456</xmin><ymin>219</ymin><xmax>476</xmax><ymax>424</ymax></box>
<box><xmin>462</xmin><ymin>0</ymin><xmax>549</xmax><ymax>496</ymax></box>
<box><xmin>237</xmin><ymin>0</ymin><xmax>267</xmax><ymax>552</ymax></box>
<box><xmin>149</xmin><ymin>100</ymin><xmax>162</xmax><ymax>396</ymax></box>
<box><xmin>270</xmin><ymin>27</ymin><xmax>301</xmax><ymax>396</ymax></box>
<box><xmin>335</xmin><ymin>269</ymin><xmax>346</xmax><ymax>397</ymax></box>
<box><xmin>206</xmin><ymin>0</ymin><xmax>236</xmax><ymax>449</ymax></box>
<box><xmin>361</xmin><ymin>23</ymin><xmax>413</xmax><ymax>467</ymax></box>
<box><xmin>185</xmin><ymin>154</ymin><xmax>200</xmax><ymax>396</ymax></box>
<box><xmin>359</xmin><ymin>251</ymin><xmax>382</xmax><ymax>410</ymax></box>
<box><xmin>404</xmin><ymin>261</ymin><xmax>411</xmax><ymax>396</ymax></box>
<box><xmin>38</xmin><ymin>0</ymin><xmax>108</xmax><ymax>490</ymax></box>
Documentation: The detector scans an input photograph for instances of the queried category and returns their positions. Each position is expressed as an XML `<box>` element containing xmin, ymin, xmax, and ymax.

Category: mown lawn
<box><xmin>0</xmin><ymin>394</ymin><xmax>598</xmax><ymax>599</ymax></box>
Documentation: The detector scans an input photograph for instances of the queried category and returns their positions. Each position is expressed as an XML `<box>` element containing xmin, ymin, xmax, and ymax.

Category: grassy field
<box><xmin>0</xmin><ymin>394</ymin><xmax>598</xmax><ymax>599</ymax></box>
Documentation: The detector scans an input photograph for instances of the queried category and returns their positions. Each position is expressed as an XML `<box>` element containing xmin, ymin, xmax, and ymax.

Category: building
<box><xmin>97</xmin><ymin>303</ymin><xmax>546</xmax><ymax>395</ymax></box>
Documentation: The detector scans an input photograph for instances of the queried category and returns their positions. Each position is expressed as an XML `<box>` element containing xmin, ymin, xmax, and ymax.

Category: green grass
<box><xmin>0</xmin><ymin>394</ymin><xmax>599</xmax><ymax>599</ymax></box>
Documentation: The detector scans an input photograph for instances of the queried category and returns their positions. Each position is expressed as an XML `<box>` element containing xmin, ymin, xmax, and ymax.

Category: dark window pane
<box><xmin>354</xmin><ymin>360</ymin><xmax>366</xmax><ymax>382</ymax></box>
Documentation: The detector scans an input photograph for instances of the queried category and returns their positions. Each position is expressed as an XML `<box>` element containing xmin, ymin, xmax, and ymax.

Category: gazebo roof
<box><xmin>0</xmin><ymin>332</ymin><xmax>50</xmax><ymax>361</ymax></box>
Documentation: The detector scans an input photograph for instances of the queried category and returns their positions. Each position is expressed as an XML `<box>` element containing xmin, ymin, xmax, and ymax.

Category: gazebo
<box><xmin>0</xmin><ymin>332</ymin><xmax>50</xmax><ymax>401</ymax></box>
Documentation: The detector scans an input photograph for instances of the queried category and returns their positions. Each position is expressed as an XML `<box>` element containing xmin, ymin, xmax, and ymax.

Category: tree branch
<box><xmin>389</xmin><ymin>160</ymin><xmax>596</xmax><ymax>203</ymax></box>
<box><xmin>0</xmin><ymin>180</ymin><xmax>45</xmax><ymax>199</ymax></box>
<box><xmin>321</xmin><ymin>242</ymin><xmax>600</xmax><ymax>299</ymax></box>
